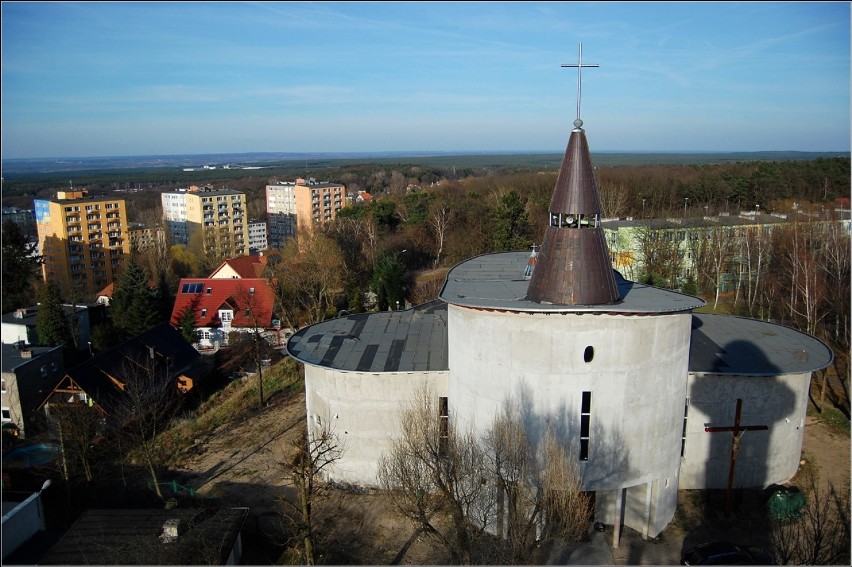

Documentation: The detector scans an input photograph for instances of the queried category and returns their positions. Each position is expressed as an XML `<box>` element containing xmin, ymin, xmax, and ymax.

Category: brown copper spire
<box><xmin>525</xmin><ymin>125</ymin><xmax>620</xmax><ymax>305</ymax></box>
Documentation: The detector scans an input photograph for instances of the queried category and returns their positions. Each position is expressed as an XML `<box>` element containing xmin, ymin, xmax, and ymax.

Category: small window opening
<box><xmin>583</xmin><ymin>346</ymin><xmax>594</xmax><ymax>363</ymax></box>
<box><xmin>438</xmin><ymin>397</ymin><xmax>449</xmax><ymax>456</ymax></box>
<box><xmin>681</xmin><ymin>399</ymin><xmax>689</xmax><ymax>457</ymax></box>
<box><xmin>580</xmin><ymin>391</ymin><xmax>591</xmax><ymax>461</ymax></box>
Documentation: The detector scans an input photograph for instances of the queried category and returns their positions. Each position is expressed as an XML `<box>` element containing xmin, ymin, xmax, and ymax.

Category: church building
<box><xmin>286</xmin><ymin>61</ymin><xmax>833</xmax><ymax>542</ymax></box>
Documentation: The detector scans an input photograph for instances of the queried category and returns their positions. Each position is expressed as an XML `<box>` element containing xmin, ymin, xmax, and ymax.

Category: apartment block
<box><xmin>265</xmin><ymin>181</ymin><xmax>297</xmax><ymax>249</ymax></box>
<box><xmin>128</xmin><ymin>222</ymin><xmax>166</xmax><ymax>252</ymax></box>
<box><xmin>265</xmin><ymin>178</ymin><xmax>347</xmax><ymax>248</ymax></box>
<box><xmin>34</xmin><ymin>190</ymin><xmax>129</xmax><ymax>300</ymax></box>
<box><xmin>161</xmin><ymin>187</ymin><xmax>248</xmax><ymax>258</ymax></box>
<box><xmin>248</xmin><ymin>220</ymin><xmax>268</xmax><ymax>254</ymax></box>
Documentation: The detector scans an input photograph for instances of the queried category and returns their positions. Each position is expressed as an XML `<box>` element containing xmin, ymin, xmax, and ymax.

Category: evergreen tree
<box><xmin>177</xmin><ymin>300</ymin><xmax>198</xmax><ymax>345</ymax></box>
<box><xmin>110</xmin><ymin>257</ymin><xmax>160</xmax><ymax>339</ymax></box>
<box><xmin>2</xmin><ymin>220</ymin><xmax>40</xmax><ymax>312</ymax></box>
<box><xmin>370</xmin><ymin>252</ymin><xmax>410</xmax><ymax>311</ymax></box>
<box><xmin>491</xmin><ymin>190</ymin><xmax>531</xmax><ymax>251</ymax></box>
<box><xmin>36</xmin><ymin>281</ymin><xmax>73</xmax><ymax>350</ymax></box>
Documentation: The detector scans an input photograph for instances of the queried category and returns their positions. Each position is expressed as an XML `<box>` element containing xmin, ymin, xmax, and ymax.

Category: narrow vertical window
<box><xmin>438</xmin><ymin>397</ymin><xmax>449</xmax><ymax>456</ymax></box>
<box><xmin>580</xmin><ymin>391</ymin><xmax>591</xmax><ymax>461</ymax></box>
<box><xmin>681</xmin><ymin>398</ymin><xmax>689</xmax><ymax>457</ymax></box>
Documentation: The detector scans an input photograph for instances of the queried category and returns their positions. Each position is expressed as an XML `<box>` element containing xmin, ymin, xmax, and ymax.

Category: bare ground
<box><xmin>169</xmin><ymin>384</ymin><xmax>850</xmax><ymax>565</ymax></box>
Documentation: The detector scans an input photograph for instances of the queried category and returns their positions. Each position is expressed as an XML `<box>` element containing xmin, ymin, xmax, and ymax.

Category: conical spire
<box><xmin>525</xmin><ymin>125</ymin><xmax>620</xmax><ymax>305</ymax></box>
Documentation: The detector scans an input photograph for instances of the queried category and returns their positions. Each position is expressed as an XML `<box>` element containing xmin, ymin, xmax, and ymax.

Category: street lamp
<box><xmin>642</xmin><ymin>198</ymin><xmax>646</xmax><ymax>218</ymax></box>
<box><xmin>684</xmin><ymin>197</ymin><xmax>689</xmax><ymax>218</ymax></box>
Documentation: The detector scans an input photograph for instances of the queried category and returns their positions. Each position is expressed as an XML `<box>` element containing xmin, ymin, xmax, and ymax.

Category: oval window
<box><xmin>584</xmin><ymin>346</ymin><xmax>594</xmax><ymax>363</ymax></box>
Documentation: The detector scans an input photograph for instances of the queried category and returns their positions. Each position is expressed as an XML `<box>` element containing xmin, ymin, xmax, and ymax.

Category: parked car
<box><xmin>681</xmin><ymin>541</ymin><xmax>773</xmax><ymax>565</ymax></box>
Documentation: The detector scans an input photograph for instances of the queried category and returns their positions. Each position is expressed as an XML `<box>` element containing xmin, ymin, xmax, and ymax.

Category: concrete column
<box><xmin>612</xmin><ymin>488</ymin><xmax>623</xmax><ymax>549</ymax></box>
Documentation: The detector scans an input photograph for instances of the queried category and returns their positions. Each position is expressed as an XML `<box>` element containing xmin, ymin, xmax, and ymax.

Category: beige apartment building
<box><xmin>34</xmin><ymin>190</ymin><xmax>130</xmax><ymax>300</ymax></box>
<box><xmin>161</xmin><ymin>187</ymin><xmax>248</xmax><ymax>259</ymax></box>
<box><xmin>266</xmin><ymin>179</ymin><xmax>346</xmax><ymax>248</ymax></box>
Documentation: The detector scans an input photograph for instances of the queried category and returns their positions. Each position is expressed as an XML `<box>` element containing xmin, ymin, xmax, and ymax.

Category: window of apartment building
<box><xmin>1</xmin><ymin>378</ymin><xmax>6</xmax><ymax>393</ymax></box>
<box><xmin>201</xmin><ymin>309</ymin><xmax>207</xmax><ymax>317</ymax></box>
<box><xmin>580</xmin><ymin>391</ymin><xmax>591</xmax><ymax>461</ymax></box>
<box><xmin>1</xmin><ymin>407</ymin><xmax>10</xmax><ymax>422</ymax></box>
<box><xmin>206</xmin><ymin>287</ymin><xmax>212</xmax><ymax>295</ymax></box>
<box><xmin>221</xmin><ymin>311</ymin><xmax>233</xmax><ymax>322</ymax></box>
<box><xmin>681</xmin><ymin>399</ymin><xmax>689</xmax><ymax>458</ymax></box>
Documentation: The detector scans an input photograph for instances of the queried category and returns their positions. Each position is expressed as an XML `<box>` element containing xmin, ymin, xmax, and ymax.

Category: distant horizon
<box><xmin>4</xmin><ymin>148</ymin><xmax>849</xmax><ymax>163</ymax></box>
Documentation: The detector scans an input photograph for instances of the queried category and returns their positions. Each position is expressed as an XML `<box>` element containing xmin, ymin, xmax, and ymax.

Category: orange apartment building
<box><xmin>34</xmin><ymin>190</ymin><xmax>130</xmax><ymax>300</ymax></box>
<box><xmin>266</xmin><ymin>179</ymin><xmax>347</xmax><ymax>247</ymax></box>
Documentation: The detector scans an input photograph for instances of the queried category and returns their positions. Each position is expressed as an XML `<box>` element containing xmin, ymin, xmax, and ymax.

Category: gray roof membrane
<box><xmin>287</xmin><ymin>300</ymin><xmax>448</xmax><ymax>373</ymax></box>
<box><xmin>440</xmin><ymin>251</ymin><xmax>705</xmax><ymax>313</ymax></box>
<box><xmin>689</xmin><ymin>313</ymin><xmax>833</xmax><ymax>375</ymax></box>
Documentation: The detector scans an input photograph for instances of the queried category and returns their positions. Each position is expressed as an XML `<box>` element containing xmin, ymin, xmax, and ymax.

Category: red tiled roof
<box><xmin>170</xmin><ymin>278</ymin><xmax>276</xmax><ymax>329</ymax></box>
<box><xmin>209</xmin><ymin>253</ymin><xmax>268</xmax><ymax>278</ymax></box>
<box><xmin>96</xmin><ymin>282</ymin><xmax>115</xmax><ymax>298</ymax></box>
<box><xmin>97</xmin><ymin>280</ymin><xmax>157</xmax><ymax>299</ymax></box>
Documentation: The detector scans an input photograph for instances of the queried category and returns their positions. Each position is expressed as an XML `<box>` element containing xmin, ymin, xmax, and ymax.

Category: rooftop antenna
<box><xmin>561</xmin><ymin>43</ymin><xmax>599</xmax><ymax>129</ymax></box>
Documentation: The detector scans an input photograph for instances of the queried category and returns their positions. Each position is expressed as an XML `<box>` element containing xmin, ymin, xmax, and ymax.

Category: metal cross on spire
<box><xmin>561</xmin><ymin>43</ymin><xmax>599</xmax><ymax>129</ymax></box>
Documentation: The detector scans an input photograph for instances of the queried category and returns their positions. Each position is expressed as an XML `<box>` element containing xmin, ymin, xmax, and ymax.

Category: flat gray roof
<box><xmin>1</xmin><ymin>343</ymin><xmax>60</xmax><ymax>373</ymax></box>
<box><xmin>287</xmin><ymin>300</ymin><xmax>448</xmax><ymax>372</ymax></box>
<box><xmin>689</xmin><ymin>313</ymin><xmax>833</xmax><ymax>375</ymax></box>
<box><xmin>439</xmin><ymin>251</ymin><xmax>705</xmax><ymax>313</ymax></box>
<box><xmin>288</xmin><ymin>255</ymin><xmax>831</xmax><ymax>377</ymax></box>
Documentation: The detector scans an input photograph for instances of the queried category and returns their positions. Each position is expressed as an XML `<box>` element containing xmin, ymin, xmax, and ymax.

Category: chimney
<box><xmin>159</xmin><ymin>518</ymin><xmax>185</xmax><ymax>543</ymax></box>
<box><xmin>20</xmin><ymin>349</ymin><xmax>33</xmax><ymax>359</ymax></box>
<box><xmin>14</xmin><ymin>308</ymin><xmax>27</xmax><ymax>319</ymax></box>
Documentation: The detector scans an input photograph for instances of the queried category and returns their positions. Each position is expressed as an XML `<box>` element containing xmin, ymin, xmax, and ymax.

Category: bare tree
<box><xmin>634</xmin><ymin>224</ymin><xmax>683</xmax><ymax>289</ymax></box>
<box><xmin>230</xmin><ymin>283</ymin><xmax>276</xmax><ymax>409</ymax></box>
<box><xmin>737</xmin><ymin>225</ymin><xmax>771</xmax><ymax>317</ymax></box>
<box><xmin>111</xmin><ymin>353</ymin><xmax>183</xmax><ymax>499</ymax></box>
<box><xmin>599</xmin><ymin>181</ymin><xmax>630</xmax><ymax>219</ymax></box>
<box><xmin>267</xmin><ymin>231</ymin><xmax>346</xmax><ymax>332</ymax></box>
<box><xmin>769</xmin><ymin>473</ymin><xmax>850</xmax><ymax>565</ymax></box>
<box><xmin>429</xmin><ymin>203</ymin><xmax>453</xmax><ymax>267</ymax></box>
<box><xmin>818</xmin><ymin>219</ymin><xmax>850</xmax><ymax>348</ymax></box>
<box><xmin>698</xmin><ymin>224</ymin><xmax>737</xmax><ymax>310</ymax></box>
<box><xmin>281</xmin><ymin>423</ymin><xmax>342</xmax><ymax>565</ymax></box>
<box><xmin>378</xmin><ymin>384</ymin><xmax>497</xmax><ymax>564</ymax></box>
<box><xmin>49</xmin><ymin>403</ymin><xmax>105</xmax><ymax>483</ymax></box>
<box><xmin>777</xmin><ymin>221</ymin><xmax>828</xmax><ymax>336</ymax></box>
<box><xmin>486</xmin><ymin>403</ymin><xmax>590</xmax><ymax>562</ymax></box>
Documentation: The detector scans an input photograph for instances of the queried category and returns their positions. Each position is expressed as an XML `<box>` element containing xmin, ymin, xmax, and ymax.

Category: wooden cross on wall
<box><xmin>704</xmin><ymin>398</ymin><xmax>769</xmax><ymax>512</ymax></box>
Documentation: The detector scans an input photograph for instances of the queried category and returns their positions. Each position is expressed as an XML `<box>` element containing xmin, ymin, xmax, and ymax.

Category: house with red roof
<box><xmin>169</xmin><ymin>277</ymin><xmax>279</xmax><ymax>349</ymax></box>
<box><xmin>209</xmin><ymin>252</ymin><xmax>269</xmax><ymax>279</ymax></box>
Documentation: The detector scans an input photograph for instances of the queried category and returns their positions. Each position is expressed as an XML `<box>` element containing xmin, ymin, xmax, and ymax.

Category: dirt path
<box><xmin>802</xmin><ymin>414</ymin><xmax>851</xmax><ymax>493</ymax></box>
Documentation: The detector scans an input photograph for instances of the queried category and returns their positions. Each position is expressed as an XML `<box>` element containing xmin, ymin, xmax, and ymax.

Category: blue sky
<box><xmin>2</xmin><ymin>2</ymin><xmax>849</xmax><ymax>159</ymax></box>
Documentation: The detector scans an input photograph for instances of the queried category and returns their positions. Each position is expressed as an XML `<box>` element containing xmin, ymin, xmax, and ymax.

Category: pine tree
<box><xmin>370</xmin><ymin>252</ymin><xmax>410</xmax><ymax>311</ymax></box>
<box><xmin>36</xmin><ymin>281</ymin><xmax>73</xmax><ymax>350</ymax></box>
<box><xmin>110</xmin><ymin>257</ymin><xmax>160</xmax><ymax>339</ymax></box>
<box><xmin>177</xmin><ymin>300</ymin><xmax>198</xmax><ymax>345</ymax></box>
<box><xmin>2</xmin><ymin>220</ymin><xmax>40</xmax><ymax>312</ymax></box>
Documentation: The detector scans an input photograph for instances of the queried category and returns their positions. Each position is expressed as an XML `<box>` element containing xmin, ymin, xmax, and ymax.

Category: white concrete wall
<box><xmin>447</xmin><ymin>305</ymin><xmax>692</xmax><ymax>536</ymax></box>
<box><xmin>304</xmin><ymin>366</ymin><xmax>448</xmax><ymax>486</ymax></box>
<box><xmin>2</xmin><ymin>492</ymin><xmax>46</xmax><ymax>560</ymax></box>
<box><xmin>680</xmin><ymin>372</ymin><xmax>810</xmax><ymax>489</ymax></box>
